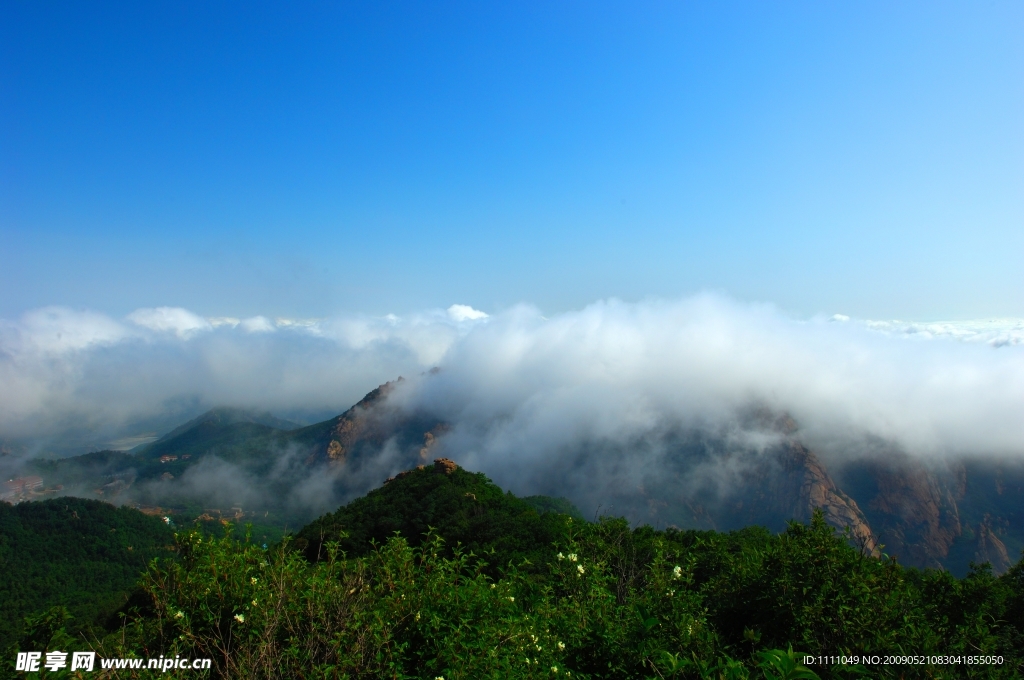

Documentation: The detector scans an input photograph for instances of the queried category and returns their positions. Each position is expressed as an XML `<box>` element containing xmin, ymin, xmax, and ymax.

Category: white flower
<box><xmin>435</xmin><ymin>676</ymin><xmax>445</xmax><ymax>680</ymax></box>
<box><xmin>672</xmin><ymin>565</ymin><xmax>682</xmax><ymax>579</ymax></box>
<box><xmin>491</xmin><ymin>583</ymin><xmax>496</xmax><ymax>589</ymax></box>
<box><xmin>577</xmin><ymin>565</ymin><xmax>585</xmax><ymax>575</ymax></box>
<box><xmin>174</xmin><ymin>610</ymin><xmax>184</xmax><ymax>619</ymax></box>
<box><xmin>568</xmin><ymin>553</ymin><xmax>577</xmax><ymax>562</ymax></box>
<box><xmin>234</xmin><ymin>614</ymin><xmax>245</xmax><ymax>623</ymax></box>
<box><xmin>552</xmin><ymin>666</ymin><xmax>559</xmax><ymax>673</ymax></box>
<box><xmin>251</xmin><ymin>577</ymin><xmax>258</xmax><ymax>584</ymax></box>
<box><xmin>557</xmin><ymin>552</ymin><xmax>564</xmax><ymax>560</ymax></box>
<box><xmin>415</xmin><ymin>612</ymin><xmax>421</xmax><ymax>621</ymax></box>
<box><xmin>508</xmin><ymin>596</ymin><xmax>515</xmax><ymax>602</ymax></box>
<box><xmin>558</xmin><ymin>641</ymin><xmax>565</xmax><ymax>651</ymax></box>
<box><xmin>252</xmin><ymin>599</ymin><xmax>258</xmax><ymax>607</ymax></box>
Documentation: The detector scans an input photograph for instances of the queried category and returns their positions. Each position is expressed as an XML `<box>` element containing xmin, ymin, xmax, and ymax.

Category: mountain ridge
<box><xmin>10</xmin><ymin>381</ymin><xmax>1024</xmax><ymax>575</ymax></box>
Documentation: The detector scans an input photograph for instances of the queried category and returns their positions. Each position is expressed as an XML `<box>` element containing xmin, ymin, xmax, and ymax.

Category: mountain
<box><xmin>10</xmin><ymin>462</ymin><xmax>1024</xmax><ymax>679</ymax></box>
<box><xmin>11</xmin><ymin>380</ymin><xmax>1024</xmax><ymax>575</ymax></box>
<box><xmin>836</xmin><ymin>456</ymin><xmax>1024</xmax><ymax>574</ymax></box>
<box><xmin>294</xmin><ymin>457</ymin><xmax>579</xmax><ymax>574</ymax></box>
<box><xmin>134</xmin><ymin>407</ymin><xmax>300</xmax><ymax>458</ymax></box>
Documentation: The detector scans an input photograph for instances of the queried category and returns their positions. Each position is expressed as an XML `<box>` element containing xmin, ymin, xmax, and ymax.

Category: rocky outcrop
<box><xmin>837</xmin><ymin>457</ymin><xmax>963</xmax><ymax>569</ymax></box>
<box><xmin>785</xmin><ymin>444</ymin><xmax>879</xmax><ymax>555</ymax></box>
<box><xmin>973</xmin><ymin>518</ymin><xmax>1011</xmax><ymax>574</ymax></box>
<box><xmin>419</xmin><ymin>425</ymin><xmax>449</xmax><ymax>461</ymax></box>
<box><xmin>433</xmin><ymin>458</ymin><xmax>458</xmax><ymax>474</ymax></box>
<box><xmin>624</xmin><ymin>426</ymin><xmax>879</xmax><ymax>550</ymax></box>
<box><xmin>383</xmin><ymin>458</ymin><xmax>458</xmax><ymax>485</ymax></box>
<box><xmin>319</xmin><ymin>381</ymin><xmax>401</xmax><ymax>465</ymax></box>
<box><xmin>384</xmin><ymin>465</ymin><xmax>426</xmax><ymax>485</ymax></box>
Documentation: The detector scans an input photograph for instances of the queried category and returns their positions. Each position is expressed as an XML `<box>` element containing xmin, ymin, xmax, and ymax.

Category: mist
<box><xmin>2</xmin><ymin>296</ymin><xmax>1023</xmax><ymax>479</ymax></box>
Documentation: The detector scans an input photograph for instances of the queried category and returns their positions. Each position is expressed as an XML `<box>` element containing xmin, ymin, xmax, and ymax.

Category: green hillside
<box><xmin>0</xmin><ymin>498</ymin><xmax>175</xmax><ymax>651</ymax></box>
<box><xmin>294</xmin><ymin>459</ymin><xmax>580</xmax><ymax>573</ymax></box>
<box><xmin>112</xmin><ymin>464</ymin><xmax>1022</xmax><ymax>679</ymax></box>
<box><xmin>4</xmin><ymin>463</ymin><xmax>1024</xmax><ymax>679</ymax></box>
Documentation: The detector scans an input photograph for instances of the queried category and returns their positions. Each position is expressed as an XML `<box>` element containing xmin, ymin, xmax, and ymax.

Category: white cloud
<box><xmin>394</xmin><ymin>298</ymin><xmax>1024</xmax><ymax>467</ymax></box>
<box><xmin>128</xmin><ymin>307</ymin><xmax>211</xmax><ymax>338</ymax></box>
<box><xmin>1</xmin><ymin>297</ymin><xmax>1023</xmax><ymax>470</ymax></box>
<box><xmin>240</xmin><ymin>316</ymin><xmax>276</xmax><ymax>333</ymax></box>
<box><xmin>864</xmin><ymin>318</ymin><xmax>1024</xmax><ymax>348</ymax></box>
<box><xmin>447</xmin><ymin>304</ymin><xmax>489</xmax><ymax>321</ymax></box>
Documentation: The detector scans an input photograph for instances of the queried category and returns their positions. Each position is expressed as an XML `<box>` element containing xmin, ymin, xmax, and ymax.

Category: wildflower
<box><xmin>234</xmin><ymin>614</ymin><xmax>245</xmax><ymax>623</ymax></box>
<box><xmin>577</xmin><ymin>565</ymin><xmax>585</xmax><ymax>575</ymax></box>
<box><xmin>174</xmin><ymin>610</ymin><xmax>184</xmax><ymax>620</ymax></box>
<box><xmin>672</xmin><ymin>565</ymin><xmax>682</xmax><ymax>579</ymax></box>
<box><xmin>251</xmin><ymin>577</ymin><xmax>258</xmax><ymax>584</ymax></box>
<box><xmin>252</xmin><ymin>599</ymin><xmax>258</xmax><ymax>607</ymax></box>
<box><xmin>552</xmin><ymin>667</ymin><xmax>559</xmax><ymax>673</ymax></box>
<box><xmin>435</xmin><ymin>676</ymin><xmax>445</xmax><ymax>680</ymax></box>
<box><xmin>415</xmin><ymin>612</ymin><xmax>421</xmax><ymax>621</ymax></box>
<box><xmin>508</xmin><ymin>596</ymin><xmax>515</xmax><ymax>602</ymax></box>
<box><xmin>568</xmin><ymin>553</ymin><xmax>577</xmax><ymax>562</ymax></box>
<box><xmin>491</xmin><ymin>583</ymin><xmax>496</xmax><ymax>589</ymax></box>
<box><xmin>556</xmin><ymin>552</ymin><xmax>564</xmax><ymax>560</ymax></box>
<box><xmin>558</xmin><ymin>641</ymin><xmax>565</xmax><ymax>651</ymax></box>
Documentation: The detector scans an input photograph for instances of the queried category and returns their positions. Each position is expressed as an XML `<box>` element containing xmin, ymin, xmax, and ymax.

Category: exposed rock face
<box><xmin>836</xmin><ymin>458</ymin><xmax>963</xmax><ymax>569</ymax></box>
<box><xmin>419</xmin><ymin>425</ymin><xmax>449</xmax><ymax>461</ymax></box>
<box><xmin>300</xmin><ymin>379</ymin><xmax>449</xmax><ymax>469</ymax></box>
<box><xmin>326</xmin><ymin>440</ymin><xmax>344</xmax><ymax>461</ymax></box>
<box><xmin>786</xmin><ymin>443</ymin><xmax>878</xmax><ymax>555</ymax></box>
<box><xmin>719</xmin><ymin>441</ymin><xmax>878</xmax><ymax>554</ymax></box>
<box><xmin>316</xmin><ymin>381</ymin><xmax>401</xmax><ymax>465</ymax></box>
<box><xmin>434</xmin><ymin>458</ymin><xmax>458</xmax><ymax>475</ymax></box>
<box><xmin>384</xmin><ymin>458</ymin><xmax>457</xmax><ymax>484</ymax></box>
<box><xmin>974</xmin><ymin>518</ymin><xmax>1011</xmax><ymax>574</ymax></box>
<box><xmin>383</xmin><ymin>465</ymin><xmax>426</xmax><ymax>485</ymax></box>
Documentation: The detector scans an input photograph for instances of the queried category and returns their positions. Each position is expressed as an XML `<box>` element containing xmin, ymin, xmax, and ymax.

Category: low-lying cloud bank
<box><xmin>1</xmin><ymin>296</ymin><xmax>1023</xmax><ymax>466</ymax></box>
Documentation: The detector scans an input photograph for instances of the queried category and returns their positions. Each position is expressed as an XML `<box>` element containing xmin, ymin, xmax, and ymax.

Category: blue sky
<box><xmin>2</xmin><ymin>1</ymin><xmax>1021</xmax><ymax>320</ymax></box>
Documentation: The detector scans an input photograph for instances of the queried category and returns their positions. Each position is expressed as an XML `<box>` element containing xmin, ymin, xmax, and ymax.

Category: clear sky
<box><xmin>2</xmin><ymin>1</ymin><xmax>1021</xmax><ymax>320</ymax></box>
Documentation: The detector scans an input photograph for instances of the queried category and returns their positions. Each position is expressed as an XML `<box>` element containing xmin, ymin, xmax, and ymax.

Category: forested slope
<box><xmin>4</xmin><ymin>463</ymin><xmax>1023</xmax><ymax>679</ymax></box>
<box><xmin>0</xmin><ymin>498</ymin><xmax>174</xmax><ymax>651</ymax></box>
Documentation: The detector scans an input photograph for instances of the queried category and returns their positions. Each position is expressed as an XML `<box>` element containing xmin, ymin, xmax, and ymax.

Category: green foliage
<box><xmin>108</xmin><ymin>508</ymin><xmax>1023</xmax><ymax>679</ymax></box>
<box><xmin>0</xmin><ymin>498</ymin><xmax>174</xmax><ymax>652</ymax></box>
<box><xmin>6</xmin><ymin>477</ymin><xmax>1024</xmax><ymax>679</ymax></box>
<box><xmin>294</xmin><ymin>466</ymin><xmax>579</xmax><ymax>576</ymax></box>
<box><xmin>521</xmin><ymin>496</ymin><xmax>586</xmax><ymax>521</ymax></box>
<box><xmin>135</xmin><ymin>527</ymin><xmax>568</xmax><ymax>678</ymax></box>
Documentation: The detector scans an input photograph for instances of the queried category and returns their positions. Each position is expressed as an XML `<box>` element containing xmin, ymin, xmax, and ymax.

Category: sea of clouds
<box><xmin>2</xmin><ymin>295</ymin><xmax>1023</xmax><ymax>467</ymax></box>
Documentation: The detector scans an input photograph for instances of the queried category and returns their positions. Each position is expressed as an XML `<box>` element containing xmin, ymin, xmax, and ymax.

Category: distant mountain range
<box><xmin>9</xmin><ymin>380</ymin><xmax>1023</xmax><ymax>576</ymax></box>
